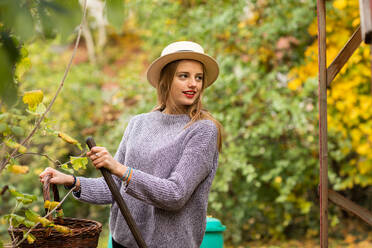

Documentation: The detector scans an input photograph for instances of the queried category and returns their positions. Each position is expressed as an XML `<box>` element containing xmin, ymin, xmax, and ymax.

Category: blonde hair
<box><xmin>153</xmin><ymin>59</ymin><xmax>223</xmax><ymax>152</ymax></box>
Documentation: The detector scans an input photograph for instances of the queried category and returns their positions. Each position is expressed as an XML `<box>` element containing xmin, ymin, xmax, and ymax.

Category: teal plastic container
<box><xmin>200</xmin><ymin>217</ymin><xmax>226</xmax><ymax>248</ymax></box>
<box><xmin>108</xmin><ymin>233</ymin><xmax>113</xmax><ymax>247</ymax></box>
<box><xmin>108</xmin><ymin>217</ymin><xmax>226</xmax><ymax>248</ymax></box>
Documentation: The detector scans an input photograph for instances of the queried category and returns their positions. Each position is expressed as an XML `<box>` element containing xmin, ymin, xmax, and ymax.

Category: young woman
<box><xmin>39</xmin><ymin>41</ymin><xmax>223</xmax><ymax>248</ymax></box>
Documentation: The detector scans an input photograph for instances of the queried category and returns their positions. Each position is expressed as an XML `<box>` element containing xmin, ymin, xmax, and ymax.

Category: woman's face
<box><xmin>167</xmin><ymin>60</ymin><xmax>203</xmax><ymax>112</ymax></box>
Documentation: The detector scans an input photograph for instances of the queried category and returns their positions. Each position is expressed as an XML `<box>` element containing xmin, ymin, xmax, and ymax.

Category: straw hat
<box><xmin>146</xmin><ymin>41</ymin><xmax>219</xmax><ymax>88</ymax></box>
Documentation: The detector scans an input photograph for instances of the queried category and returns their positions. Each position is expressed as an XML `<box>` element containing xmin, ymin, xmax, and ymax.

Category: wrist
<box><xmin>67</xmin><ymin>175</ymin><xmax>75</xmax><ymax>186</ymax></box>
<box><xmin>73</xmin><ymin>178</ymin><xmax>80</xmax><ymax>192</ymax></box>
<box><xmin>64</xmin><ymin>175</ymin><xmax>76</xmax><ymax>190</ymax></box>
<box><xmin>113</xmin><ymin>162</ymin><xmax>127</xmax><ymax>177</ymax></box>
<box><xmin>65</xmin><ymin>175</ymin><xmax>75</xmax><ymax>186</ymax></box>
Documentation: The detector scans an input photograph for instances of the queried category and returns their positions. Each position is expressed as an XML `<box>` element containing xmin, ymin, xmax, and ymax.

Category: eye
<box><xmin>178</xmin><ymin>73</ymin><xmax>188</xmax><ymax>79</ymax></box>
<box><xmin>196</xmin><ymin>75</ymin><xmax>203</xmax><ymax>81</ymax></box>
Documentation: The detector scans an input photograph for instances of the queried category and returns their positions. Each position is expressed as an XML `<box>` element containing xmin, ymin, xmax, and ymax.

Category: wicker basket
<box><xmin>9</xmin><ymin>176</ymin><xmax>102</xmax><ymax>248</ymax></box>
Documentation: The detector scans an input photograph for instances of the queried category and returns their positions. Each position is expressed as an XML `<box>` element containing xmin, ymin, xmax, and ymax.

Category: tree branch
<box><xmin>0</xmin><ymin>0</ymin><xmax>89</xmax><ymax>173</ymax></box>
<box><xmin>13</xmin><ymin>152</ymin><xmax>61</xmax><ymax>166</ymax></box>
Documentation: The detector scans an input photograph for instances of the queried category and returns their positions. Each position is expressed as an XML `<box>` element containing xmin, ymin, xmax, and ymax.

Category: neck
<box><xmin>162</xmin><ymin>101</ymin><xmax>190</xmax><ymax>115</ymax></box>
<box><xmin>163</xmin><ymin>106</ymin><xmax>188</xmax><ymax>115</ymax></box>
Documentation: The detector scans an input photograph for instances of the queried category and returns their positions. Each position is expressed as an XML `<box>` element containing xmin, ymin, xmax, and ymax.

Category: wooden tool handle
<box><xmin>86</xmin><ymin>137</ymin><xmax>147</xmax><ymax>248</ymax></box>
<box><xmin>42</xmin><ymin>175</ymin><xmax>62</xmax><ymax>221</ymax></box>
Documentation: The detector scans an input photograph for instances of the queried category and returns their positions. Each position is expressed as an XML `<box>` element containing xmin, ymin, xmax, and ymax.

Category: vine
<box><xmin>0</xmin><ymin>0</ymin><xmax>88</xmax><ymax>173</ymax></box>
<box><xmin>0</xmin><ymin>0</ymin><xmax>89</xmax><ymax>246</ymax></box>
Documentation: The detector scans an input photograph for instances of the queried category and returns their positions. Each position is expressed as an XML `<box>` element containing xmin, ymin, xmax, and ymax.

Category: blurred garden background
<box><xmin>0</xmin><ymin>0</ymin><xmax>371</xmax><ymax>247</ymax></box>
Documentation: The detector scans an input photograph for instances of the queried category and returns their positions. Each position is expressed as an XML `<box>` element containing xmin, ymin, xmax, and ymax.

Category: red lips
<box><xmin>183</xmin><ymin>91</ymin><xmax>196</xmax><ymax>98</ymax></box>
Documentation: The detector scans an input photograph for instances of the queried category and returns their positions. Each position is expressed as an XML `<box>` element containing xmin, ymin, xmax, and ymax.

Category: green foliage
<box><xmin>0</xmin><ymin>31</ymin><xmax>20</xmax><ymax>106</ymax></box>
<box><xmin>0</xmin><ymin>0</ymin><xmax>81</xmax><ymax>106</ymax></box>
<box><xmin>70</xmin><ymin>156</ymin><xmax>88</xmax><ymax>171</ymax></box>
<box><xmin>3</xmin><ymin>214</ymin><xmax>36</xmax><ymax>228</ymax></box>
<box><xmin>0</xmin><ymin>0</ymin><xmax>370</xmax><ymax>245</ymax></box>
<box><xmin>106</xmin><ymin>0</ymin><xmax>126</xmax><ymax>32</ymax></box>
<box><xmin>24</xmin><ymin>209</ymin><xmax>39</xmax><ymax>224</ymax></box>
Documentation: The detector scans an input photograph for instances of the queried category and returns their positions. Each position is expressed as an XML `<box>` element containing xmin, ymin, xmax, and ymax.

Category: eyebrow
<box><xmin>176</xmin><ymin>71</ymin><xmax>203</xmax><ymax>75</ymax></box>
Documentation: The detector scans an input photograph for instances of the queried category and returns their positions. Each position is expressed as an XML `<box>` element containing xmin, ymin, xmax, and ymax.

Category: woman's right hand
<box><xmin>39</xmin><ymin>167</ymin><xmax>74</xmax><ymax>186</ymax></box>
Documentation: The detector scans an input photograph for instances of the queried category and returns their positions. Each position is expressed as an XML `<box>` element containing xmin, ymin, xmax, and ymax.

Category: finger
<box><xmin>39</xmin><ymin>169</ymin><xmax>51</xmax><ymax>178</ymax></box>
<box><xmin>93</xmin><ymin>161</ymin><xmax>103</xmax><ymax>169</ymax></box>
<box><xmin>87</xmin><ymin>153</ymin><xmax>96</xmax><ymax>160</ymax></box>
<box><xmin>40</xmin><ymin>176</ymin><xmax>49</xmax><ymax>183</ymax></box>
<box><xmin>39</xmin><ymin>168</ymin><xmax>48</xmax><ymax>176</ymax></box>
<box><xmin>93</xmin><ymin>156</ymin><xmax>107</xmax><ymax>166</ymax></box>
<box><xmin>90</xmin><ymin>146</ymin><xmax>103</xmax><ymax>153</ymax></box>
<box><xmin>90</xmin><ymin>153</ymin><xmax>101</xmax><ymax>161</ymax></box>
<box><xmin>49</xmin><ymin>177</ymin><xmax>59</xmax><ymax>184</ymax></box>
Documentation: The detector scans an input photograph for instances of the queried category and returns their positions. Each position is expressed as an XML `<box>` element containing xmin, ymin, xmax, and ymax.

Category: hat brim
<box><xmin>146</xmin><ymin>51</ymin><xmax>219</xmax><ymax>88</ymax></box>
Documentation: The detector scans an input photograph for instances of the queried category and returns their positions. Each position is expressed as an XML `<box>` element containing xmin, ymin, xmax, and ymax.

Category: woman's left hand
<box><xmin>86</xmin><ymin>146</ymin><xmax>120</xmax><ymax>175</ymax></box>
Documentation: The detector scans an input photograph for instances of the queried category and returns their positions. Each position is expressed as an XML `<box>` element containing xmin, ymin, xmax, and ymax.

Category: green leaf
<box><xmin>4</xmin><ymin>214</ymin><xmax>25</xmax><ymax>228</ymax></box>
<box><xmin>16</xmin><ymin>193</ymin><xmax>36</xmax><ymax>204</ymax></box>
<box><xmin>24</xmin><ymin>220</ymin><xmax>36</xmax><ymax>228</ymax></box>
<box><xmin>60</xmin><ymin>164</ymin><xmax>73</xmax><ymax>174</ymax></box>
<box><xmin>0</xmin><ymin>1</ymin><xmax>34</xmax><ymax>40</ymax></box>
<box><xmin>70</xmin><ymin>156</ymin><xmax>88</xmax><ymax>171</ymax></box>
<box><xmin>4</xmin><ymin>139</ymin><xmax>27</xmax><ymax>153</ymax></box>
<box><xmin>8</xmin><ymin>186</ymin><xmax>24</xmax><ymax>198</ymax></box>
<box><xmin>0</xmin><ymin>113</ymin><xmax>9</xmax><ymax>120</ymax></box>
<box><xmin>46</xmin><ymin>0</ymin><xmax>81</xmax><ymax>41</ymax></box>
<box><xmin>0</xmin><ymin>123</ymin><xmax>8</xmax><ymax>133</ymax></box>
<box><xmin>23</xmin><ymin>194</ymin><xmax>37</xmax><ymax>202</ymax></box>
<box><xmin>106</xmin><ymin>0</ymin><xmax>126</xmax><ymax>32</ymax></box>
<box><xmin>37</xmin><ymin>2</ymin><xmax>56</xmax><ymax>39</ymax></box>
<box><xmin>11</xmin><ymin>126</ymin><xmax>24</xmax><ymax>136</ymax></box>
<box><xmin>15</xmin><ymin>54</ymin><xmax>31</xmax><ymax>80</ymax></box>
<box><xmin>25</xmin><ymin>209</ymin><xmax>40</xmax><ymax>223</ymax></box>
<box><xmin>35</xmin><ymin>103</ymin><xmax>46</xmax><ymax>115</ymax></box>
<box><xmin>76</xmin><ymin>143</ymin><xmax>83</xmax><ymax>151</ymax></box>
<box><xmin>0</xmin><ymin>43</ymin><xmax>18</xmax><ymax>106</ymax></box>
<box><xmin>0</xmin><ymin>238</ymin><xmax>3</xmax><ymax>248</ymax></box>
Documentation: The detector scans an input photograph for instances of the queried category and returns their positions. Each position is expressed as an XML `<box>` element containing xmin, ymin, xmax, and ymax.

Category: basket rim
<box><xmin>8</xmin><ymin>217</ymin><xmax>102</xmax><ymax>237</ymax></box>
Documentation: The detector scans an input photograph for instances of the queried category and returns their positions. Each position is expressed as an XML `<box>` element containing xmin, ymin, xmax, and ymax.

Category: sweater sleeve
<box><xmin>125</xmin><ymin>121</ymin><xmax>218</xmax><ymax>211</ymax></box>
<box><xmin>73</xmin><ymin>117</ymin><xmax>136</xmax><ymax>204</ymax></box>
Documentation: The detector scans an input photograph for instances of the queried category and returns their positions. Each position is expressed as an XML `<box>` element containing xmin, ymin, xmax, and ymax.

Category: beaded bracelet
<box><xmin>120</xmin><ymin>167</ymin><xmax>130</xmax><ymax>181</ymax></box>
<box><xmin>126</xmin><ymin>168</ymin><xmax>133</xmax><ymax>184</ymax></box>
<box><xmin>120</xmin><ymin>167</ymin><xmax>133</xmax><ymax>185</ymax></box>
<box><xmin>64</xmin><ymin>175</ymin><xmax>76</xmax><ymax>190</ymax></box>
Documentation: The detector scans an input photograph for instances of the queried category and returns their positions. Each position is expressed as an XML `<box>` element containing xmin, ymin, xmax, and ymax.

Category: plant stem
<box><xmin>13</xmin><ymin>152</ymin><xmax>61</xmax><ymax>166</ymax></box>
<box><xmin>13</xmin><ymin>187</ymin><xmax>75</xmax><ymax>247</ymax></box>
<box><xmin>8</xmin><ymin>201</ymin><xmax>21</xmax><ymax>246</ymax></box>
<box><xmin>0</xmin><ymin>0</ymin><xmax>89</xmax><ymax>174</ymax></box>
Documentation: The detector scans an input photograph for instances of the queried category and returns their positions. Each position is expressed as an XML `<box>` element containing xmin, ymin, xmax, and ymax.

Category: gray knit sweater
<box><xmin>74</xmin><ymin>110</ymin><xmax>219</xmax><ymax>248</ymax></box>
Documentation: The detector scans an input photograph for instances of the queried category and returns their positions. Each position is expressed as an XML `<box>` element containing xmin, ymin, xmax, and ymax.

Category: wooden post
<box><xmin>328</xmin><ymin>189</ymin><xmax>372</xmax><ymax>226</ymax></box>
<box><xmin>327</xmin><ymin>27</ymin><xmax>362</xmax><ymax>87</ymax></box>
<box><xmin>370</xmin><ymin>44</ymin><xmax>372</xmax><ymax>95</ymax></box>
<box><xmin>359</xmin><ymin>0</ymin><xmax>372</xmax><ymax>43</ymax></box>
<box><xmin>317</xmin><ymin>0</ymin><xmax>328</xmax><ymax>247</ymax></box>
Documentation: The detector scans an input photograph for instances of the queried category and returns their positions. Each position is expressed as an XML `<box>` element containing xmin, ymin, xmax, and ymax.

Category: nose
<box><xmin>187</xmin><ymin>77</ymin><xmax>197</xmax><ymax>88</ymax></box>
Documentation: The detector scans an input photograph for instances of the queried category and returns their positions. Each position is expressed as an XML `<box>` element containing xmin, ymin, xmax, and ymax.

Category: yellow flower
<box><xmin>8</xmin><ymin>165</ymin><xmax>29</xmax><ymax>174</ymax></box>
<box><xmin>356</xmin><ymin>143</ymin><xmax>370</xmax><ymax>155</ymax></box>
<box><xmin>288</xmin><ymin>79</ymin><xmax>302</xmax><ymax>91</ymax></box>
<box><xmin>333</xmin><ymin>0</ymin><xmax>347</xmax><ymax>10</ymax></box>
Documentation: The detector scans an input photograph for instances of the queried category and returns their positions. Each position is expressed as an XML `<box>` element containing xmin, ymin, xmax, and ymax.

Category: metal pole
<box><xmin>317</xmin><ymin>0</ymin><xmax>328</xmax><ymax>247</ymax></box>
